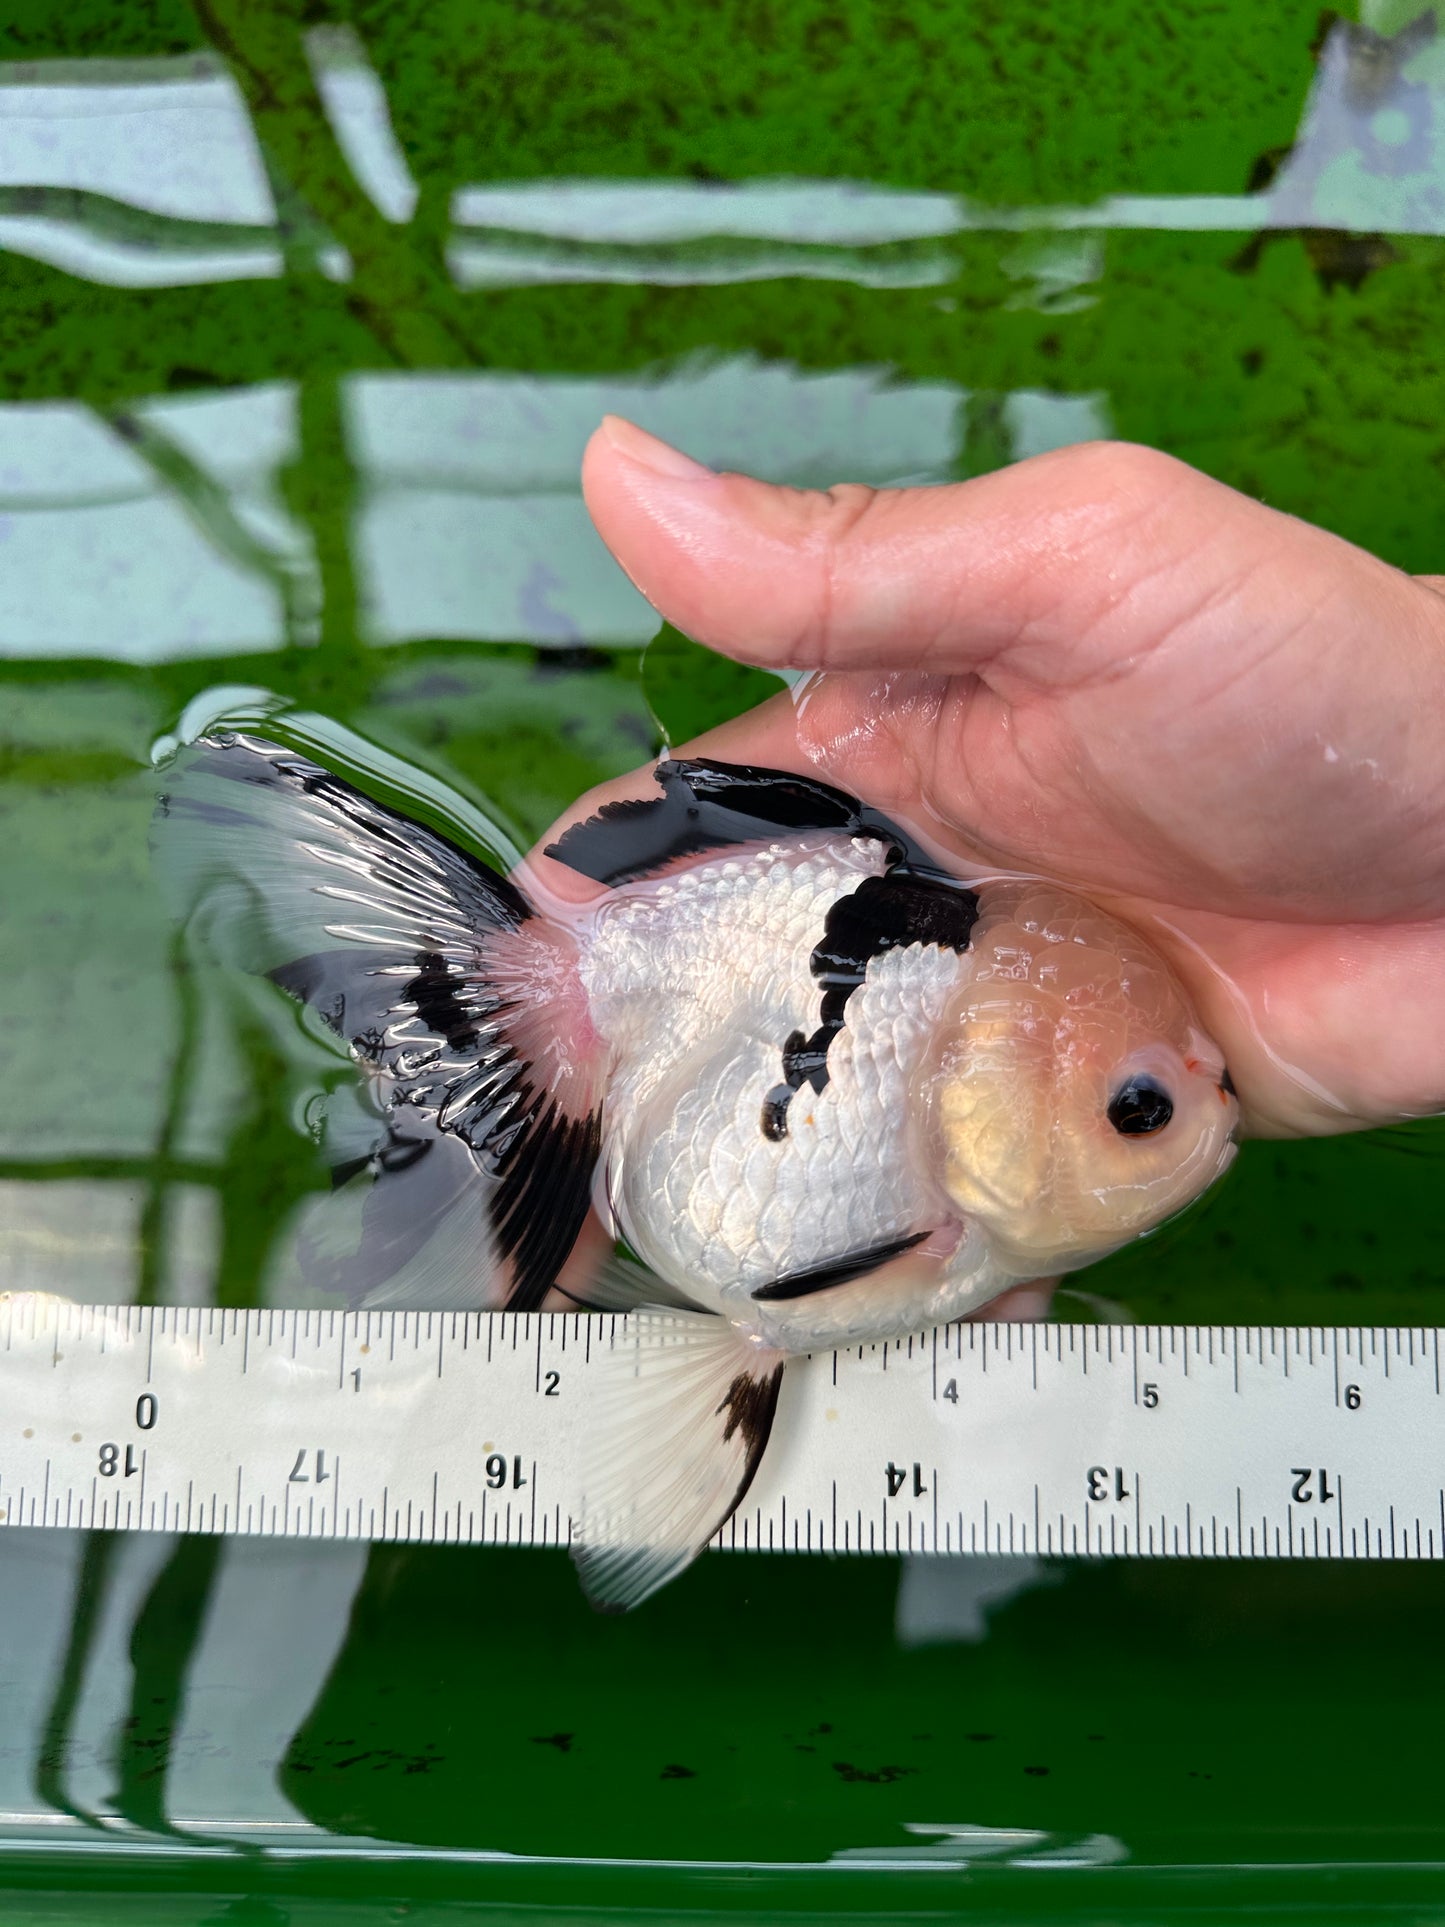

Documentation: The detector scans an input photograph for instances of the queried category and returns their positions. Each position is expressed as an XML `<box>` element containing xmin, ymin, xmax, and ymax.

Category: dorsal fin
<box><xmin>544</xmin><ymin>756</ymin><xmax>934</xmax><ymax>886</ymax></box>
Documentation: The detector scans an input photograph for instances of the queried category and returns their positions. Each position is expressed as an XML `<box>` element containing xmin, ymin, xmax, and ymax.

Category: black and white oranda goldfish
<box><xmin>154</xmin><ymin>731</ymin><xmax>1238</xmax><ymax>1608</ymax></box>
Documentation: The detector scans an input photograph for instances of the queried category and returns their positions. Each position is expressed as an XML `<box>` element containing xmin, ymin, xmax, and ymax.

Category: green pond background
<box><xmin>1</xmin><ymin>0</ymin><xmax>1445</xmax><ymax>1919</ymax></box>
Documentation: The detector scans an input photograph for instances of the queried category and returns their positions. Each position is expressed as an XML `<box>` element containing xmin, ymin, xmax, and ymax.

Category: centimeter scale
<box><xmin>0</xmin><ymin>1296</ymin><xmax>1441</xmax><ymax>1562</ymax></box>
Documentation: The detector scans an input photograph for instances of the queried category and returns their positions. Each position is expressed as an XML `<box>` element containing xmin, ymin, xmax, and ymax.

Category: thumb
<box><xmin>581</xmin><ymin>415</ymin><xmax>1410</xmax><ymax>698</ymax></box>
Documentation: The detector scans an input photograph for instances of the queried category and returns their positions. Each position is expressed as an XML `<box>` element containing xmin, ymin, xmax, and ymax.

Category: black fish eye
<box><xmin>1108</xmin><ymin>1075</ymin><xmax>1174</xmax><ymax>1137</ymax></box>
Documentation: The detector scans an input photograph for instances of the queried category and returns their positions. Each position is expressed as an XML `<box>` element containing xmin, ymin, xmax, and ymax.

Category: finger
<box><xmin>581</xmin><ymin>415</ymin><xmax>1418</xmax><ymax>694</ymax></box>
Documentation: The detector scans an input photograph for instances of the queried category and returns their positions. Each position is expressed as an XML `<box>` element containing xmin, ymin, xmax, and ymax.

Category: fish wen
<box><xmin>153</xmin><ymin>729</ymin><xmax>1239</xmax><ymax>1609</ymax></box>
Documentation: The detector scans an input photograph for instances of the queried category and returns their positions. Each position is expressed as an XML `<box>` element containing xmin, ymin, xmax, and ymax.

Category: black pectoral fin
<box><xmin>572</xmin><ymin>1313</ymin><xmax>786</xmax><ymax>1612</ymax></box>
<box><xmin>751</xmin><ymin>1229</ymin><xmax>930</xmax><ymax>1302</ymax></box>
<box><xmin>544</xmin><ymin>756</ymin><xmax>921</xmax><ymax>886</ymax></box>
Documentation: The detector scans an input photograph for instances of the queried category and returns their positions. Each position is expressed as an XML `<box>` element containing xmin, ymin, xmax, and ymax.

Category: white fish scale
<box><xmin>583</xmin><ymin>833</ymin><xmax>888</xmax><ymax>1291</ymax></box>
<box><xmin>594</xmin><ymin>831</ymin><xmax>968</xmax><ymax>1300</ymax></box>
<box><xmin>805</xmin><ymin>944</ymin><xmax>962</xmax><ymax>1265</ymax></box>
<box><xmin>580</xmin><ymin>834</ymin><xmax>888</xmax><ymax>1094</ymax></box>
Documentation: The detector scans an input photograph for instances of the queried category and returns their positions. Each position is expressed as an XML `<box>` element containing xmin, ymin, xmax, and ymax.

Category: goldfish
<box><xmin>153</xmin><ymin>729</ymin><xmax>1238</xmax><ymax>1608</ymax></box>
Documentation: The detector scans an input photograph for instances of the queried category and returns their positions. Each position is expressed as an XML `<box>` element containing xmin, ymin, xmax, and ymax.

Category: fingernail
<box><xmin>599</xmin><ymin>414</ymin><xmax>716</xmax><ymax>484</ymax></box>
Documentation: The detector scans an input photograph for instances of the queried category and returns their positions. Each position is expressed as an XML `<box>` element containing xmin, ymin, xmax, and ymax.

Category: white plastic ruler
<box><xmin>0</xmin><ymin>1298</ymin><xmax>1442</xmax><ymax>1559</ymax></box>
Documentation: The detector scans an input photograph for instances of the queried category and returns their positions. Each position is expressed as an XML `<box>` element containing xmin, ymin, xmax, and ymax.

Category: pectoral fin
<box><xmin>572</xmin><ymin>1311</ymin><xmax>785</xmax><ymax>1613</ymax></box>
<box><xmin>750</xmin><ymin>1229</ymin><xmax>931</xmax><ymax>1302</ymax></box>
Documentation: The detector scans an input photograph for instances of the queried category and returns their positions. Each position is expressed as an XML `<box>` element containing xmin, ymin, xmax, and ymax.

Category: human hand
<box><xmin>552</xmin><ymin>418</ymin><xmax>1445</xmax><ymax>1143</ymax></box>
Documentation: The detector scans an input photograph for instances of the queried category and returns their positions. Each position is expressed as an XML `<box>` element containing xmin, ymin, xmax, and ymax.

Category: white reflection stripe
<box><xmin>0</xmin><ymin>71</ymin><xmax>274</xmax><ymax>226</ymax></box>
<box><xmin>447</xmin><ymin>236</ymin><xmax>952</xmax><ymax>290</ymax></box>
<box><xmin>453</xmin><ymin>176</ymin><xmax>964</xmax><ymax>245</ymax></box>
<box><xmin>307</xmin><ymin>25</ymin><xmax>419</xmax><ymax>224</ymax></box>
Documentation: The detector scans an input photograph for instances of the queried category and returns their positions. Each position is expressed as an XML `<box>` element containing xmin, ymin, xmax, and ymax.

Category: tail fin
<box><xmin>152</xmin><ymin>731</ymin><xmax>605</xmax><ymax>1312</ymax></box>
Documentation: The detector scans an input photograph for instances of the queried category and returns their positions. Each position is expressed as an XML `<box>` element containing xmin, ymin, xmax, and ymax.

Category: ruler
<box><xmin>0</xmin><ymin>1297</ymin><xmax>1442</xmax><ymax>1560</ymax></box>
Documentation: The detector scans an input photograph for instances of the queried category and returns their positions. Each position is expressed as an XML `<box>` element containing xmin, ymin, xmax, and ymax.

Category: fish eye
<box><xmin>1107</xmin><ymin>1075</ymin><xmax>1174</xmax><ymax>1137</ymax></box>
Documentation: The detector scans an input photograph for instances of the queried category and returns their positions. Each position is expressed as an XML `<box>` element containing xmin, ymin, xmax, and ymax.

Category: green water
<box><xmin>2</xmin><ymin>0</ymin><xmax>1445</xmax><ymax>1918</ymax></box>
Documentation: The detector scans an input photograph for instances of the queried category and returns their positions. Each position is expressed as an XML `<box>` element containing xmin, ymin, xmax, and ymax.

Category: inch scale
<box><xmin>0</xmin><ymin>1297</ymin><xmax>1442</xmax><ymax>1561</ymax></box>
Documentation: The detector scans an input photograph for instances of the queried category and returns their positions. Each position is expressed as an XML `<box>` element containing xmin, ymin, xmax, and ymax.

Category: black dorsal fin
<box><xmin>544</xmin><ymin>756</ymin><xmax>930</xmax><ymax>886</ymax></box>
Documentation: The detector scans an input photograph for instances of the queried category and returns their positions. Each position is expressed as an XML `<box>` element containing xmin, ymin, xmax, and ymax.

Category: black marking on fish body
<box><xmin>761</xmin><ymin>872</ymin><xmax>980</xmax><ymax>1138</ymax></box>
<box><xmin>759</xmin><ymin>1029</ymin><xmax>831</xmax><ymax>1140</ymax></box>
<box><xmin>750</xmin><ymin>1229</ymin><xmax>931</xmax><ymax>1303</ymax></box>
<box><xmin>548</xmin><ymin>755</ymin><xmax>980</xmax><ymax>1138</ymax></box>
<box><xmin>780</xmin><ymin>1029</ymin><xmax>829</xmax><ymax>1087</ymax></box>
<box><xmin>1220</xmin><ymin>1065</ymin><xmax>1237</xmax><ymax>1097</ymax></box>
<box><xmin>828</xmin><ymin>870</ymin><xmax>981</xmax><ymax>963</ymax></box>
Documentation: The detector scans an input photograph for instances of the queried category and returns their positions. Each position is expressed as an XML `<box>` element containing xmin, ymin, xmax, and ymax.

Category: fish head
<box><xmin>926</xmin><ymin>883</ymin><xmax>1238</xmax><ymax>1277</ymax></box>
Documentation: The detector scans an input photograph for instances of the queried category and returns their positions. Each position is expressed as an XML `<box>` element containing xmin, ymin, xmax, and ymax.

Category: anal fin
<box><xmin>572</xmin><ymin>1311</ymin><xmax>784</xmax><ymax>1612</ymax></box>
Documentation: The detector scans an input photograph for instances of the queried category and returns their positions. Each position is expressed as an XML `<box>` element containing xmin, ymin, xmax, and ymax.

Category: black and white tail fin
<box><xmin>152</xmin><ymin>731</ymin><xmax>606</xmax><ymax>1313</ymax></box>
<box><xmin>573</xmin><ymin>1302</ymin><xmax>785</xmax><ymax>1612</ymax></box>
